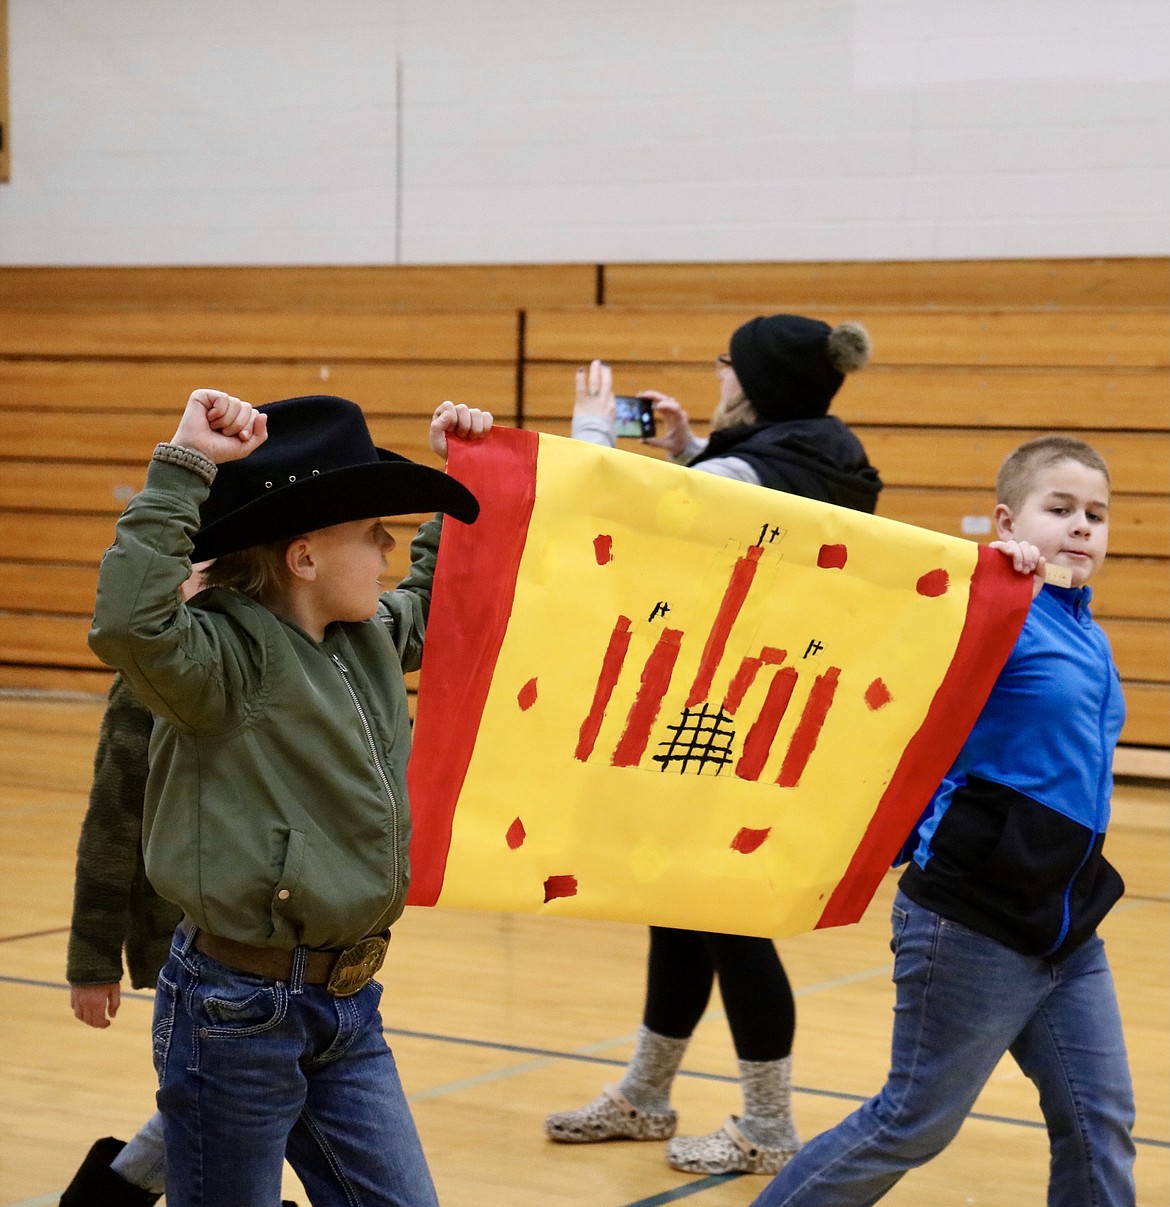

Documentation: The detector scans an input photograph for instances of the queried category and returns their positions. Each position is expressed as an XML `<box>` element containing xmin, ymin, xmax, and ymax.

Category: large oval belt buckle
<box><xmin>326</xmin><ymin>935</ymin><xmax>388</xmax><ymax>997</ymax></box>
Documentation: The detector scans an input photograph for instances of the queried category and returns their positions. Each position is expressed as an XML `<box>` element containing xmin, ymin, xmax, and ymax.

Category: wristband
<box><xmin>152</xmin><ymin>442</ymin><xmax>218</xmax><ymax>486</ymax></box>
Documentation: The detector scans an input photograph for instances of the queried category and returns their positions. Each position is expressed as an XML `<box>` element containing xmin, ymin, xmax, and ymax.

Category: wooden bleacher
<box><xmin>0</xmin><ymin>264</ymin><xmax>592</xmax><ymax>691</ymax></box>
<box><xmin>0</xmin><ymin>260</ymin><xmax>1165</xmax><ymax>766</ymax></box>
<box><xmin>523</xmin><ymin>260</ymin><xmax>1170</xmax><ymax>761</ymax></box>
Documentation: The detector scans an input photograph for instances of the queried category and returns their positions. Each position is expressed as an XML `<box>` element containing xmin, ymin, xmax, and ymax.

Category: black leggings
<box><xmin>642</xmin><ymin>926</ymin><xmax>795</xmax><ymax>1062</ymax></box>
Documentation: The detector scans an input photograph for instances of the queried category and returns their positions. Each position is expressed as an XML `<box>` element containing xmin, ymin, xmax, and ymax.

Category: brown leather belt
<box><xmin>189</xmin><ymin>926</ymin><xmax>389</xmax><ymax>997</ymax></box>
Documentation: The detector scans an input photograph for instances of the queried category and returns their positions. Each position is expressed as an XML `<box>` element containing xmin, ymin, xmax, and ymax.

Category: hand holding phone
<box><xmin>614</xmin><ymin>395</ymin><xmax>656</xmax><ymax>439</ymax></box>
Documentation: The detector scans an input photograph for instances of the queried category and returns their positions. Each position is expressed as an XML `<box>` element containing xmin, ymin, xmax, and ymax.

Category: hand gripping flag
<box><xmin>406</xmin><ymin>428</ymin><xmax>1031</xmax><ymax>938</ymax></box>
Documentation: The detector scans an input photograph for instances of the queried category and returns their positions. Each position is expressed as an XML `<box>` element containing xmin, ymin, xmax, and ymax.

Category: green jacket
<box><xmin>66</xmin><ymin>672</ymin><xmax>181</xmax><ymax>988</ymax></box>
<box><xmin>89</xmin><ymin>458</ymin><xmax>438</xmax><ymax>951</ymax></box>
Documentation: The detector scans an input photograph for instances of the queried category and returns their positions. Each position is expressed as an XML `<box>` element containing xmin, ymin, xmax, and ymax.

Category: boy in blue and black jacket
<box><xmin>752</xmin><ymin>435</ymin><xmax>1135</xmax><ymax>1207</ymax></box>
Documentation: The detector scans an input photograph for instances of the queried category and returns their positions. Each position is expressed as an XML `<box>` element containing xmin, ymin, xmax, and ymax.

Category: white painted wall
<box><xmin>1</xmin><ymin>0</ymin><xmax>1167</xmax><ymax>265</ymax></box>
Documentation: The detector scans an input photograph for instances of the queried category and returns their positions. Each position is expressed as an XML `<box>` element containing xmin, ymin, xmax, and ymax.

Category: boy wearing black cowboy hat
<box><xmin>90</xmin><ymin>389</ymin><xmax>490</xmax><ymax>1207</ymax></box>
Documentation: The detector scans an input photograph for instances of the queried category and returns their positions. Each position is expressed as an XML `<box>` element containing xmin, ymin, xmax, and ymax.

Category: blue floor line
<box><xmin>382</xmin><ymin>1022</ymin><xmax>1170</xmax><ymax>1150</ymax></box>
<box><xmin>623</xmin><ymin>1173</ymin><xmax>743</xmax><ymax>1205</ymax></box>
<box><xmin>8</xmin><ymin>1182</ymin><xmax>757</xmax><ymax>1207</ymax></box>
<box><xmin>3</xmin><ymin>973</ymin><xmax>1167</xmax><ymax>1154</ymax></box>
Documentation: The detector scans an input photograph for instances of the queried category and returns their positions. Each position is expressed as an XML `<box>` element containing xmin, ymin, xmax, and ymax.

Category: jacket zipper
<box><xmin>1042</xmin><ymin>617</ymin><xmax>1114</xmax><ymax>959</ymax></box>
<box><xmin>331</xmin><ymin>653</ymin><xmax>400</xmax><ymax>893</ymax></box>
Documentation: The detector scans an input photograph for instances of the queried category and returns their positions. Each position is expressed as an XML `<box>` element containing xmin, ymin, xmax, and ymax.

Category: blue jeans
<box><xmin>153</xmin><ymin>927</ymin><xmax>439</xmax><ymax>1207</ymax></box>
<box><xmin>111</xmin><ymin>1110</ymin><xmax>167</xmax><ymax>1194</ymax></box>
<box><xmin>751</xmin><ymin>891</ymin><xmax>1135</xmax><ymax>1207</ymax></box>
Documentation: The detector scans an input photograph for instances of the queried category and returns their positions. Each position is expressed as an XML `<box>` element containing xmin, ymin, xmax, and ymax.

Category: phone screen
<box><xmin>614</xmin><ymin>395</ymin><xmax>656</xmax><ymax>439</ymax></box>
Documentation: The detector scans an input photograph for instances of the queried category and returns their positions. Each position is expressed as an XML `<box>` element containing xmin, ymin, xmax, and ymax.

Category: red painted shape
<box><xmin>613</xmin><ymin>628</ymin><xmax>684</xmax><ymax>767</ymax></box>
<box><xmin>686</xmin><ymin>545</ymin><xmax>764</xmax><ymax>708</ymax></box>
<box><xmin>817</xmin><ymin>543</ymin><xmax>848</xmax><ymax>569</ymax></box>
<box><xmin>575</xmin><ymin>616</ymin><xmax>633</xmax><ymax>761</ymax></box>
<box><xmin>730</xmin><ymin>825</ymin><xmax>772</xmax><ymax>854</ymax></box>
<box><xmin>777</xmin><ymin>666</ymin><xmax>841</xmax><ymax>788</ymax></box>
<box><xmin>505</xmin><ymin>817</ymin><xmax>526</xmax><ymax>849</ymax></box>
<box><xmin>865</xmin><ymin>678</ymin><xmax>892</xmax><ymax>711</ymax></box>
<box><xmin>736</xmin><ymin>665</ymin><xmax>798</xmax><ymax>781</ymax></box>
<box><xmin>723</xmin><ymin>658</ymin><xmax>763</xmax><ymax>715</ymax></box>
<box><xmin>917</xmin><ymin>568</ymin><xmax>950</xmax><ymax>597</ymax></box>
<box><xmin>543</xmin><ymin>875</ymin><xmax>578</xmax><ymax>902</ymax></box>
<box><xmin>816</xmin><ymin>547</ymin><xmax>1033</xmax><ymax>930</ymax></box>
<box><xmin>594</xmin><ymin>534</ymin><xmax>613</xmax><ymax>565</ymax></box>
<box><xmin>517</xmin><ymin>677</ymin><xmax>538</xmax><ymax>711</ymax></box>
<box><xmin>406</xmin><ymin>427</ymin><xmax>540</xmax><ymax>907</ymax></box>
<box><xmin>722</xmin><ymin>646</ymin><xmax>786</xmax><ymax>715</ymax></box>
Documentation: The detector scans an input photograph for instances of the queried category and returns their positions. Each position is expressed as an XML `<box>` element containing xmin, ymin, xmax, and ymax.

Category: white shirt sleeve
<box><xmin>691</xmin><ymin>456</ymin><xmax>762</xmax><ymax>485</ymax></box>
<box><xmin>571</xmin><ymin>415</ymin><xmax>761</xmax><ymax>485</ymax></box>
<box><xmin>570</xmin><ymin>414</ymin><xmax>616</xmax><ymax>447</ymax></box>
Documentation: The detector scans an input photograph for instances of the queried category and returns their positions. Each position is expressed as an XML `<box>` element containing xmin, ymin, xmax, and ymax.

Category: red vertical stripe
<box><xmin>736</xmin><ymin>665</ymin><xmax>799</xmax><ymax>781</ymax></box>
<box><xmin>722</xmin><ymin>645</ymin><xmax>786</xmax><ymax>716</ymax></box>
<box><xmin>777</xmin><ymin>666</ymin><xmax>840</xmax><ymax>789</ymax></box>
<box><xmin>686</xmin><ymin>545</ymin><xmax>763</xmax><ymax>708</ymax></box>
<box><xmin>723</xmin><ymin>657</ymin><xmax>764</xmax><ymax>716</ymax></box>
<box><xmin>613</xmin><ymin>629</ymin><xmax>683</xmax><ymax>767</ymax></box>
<box><xmin>816</xmin><ymin>549</ymin><xmax>1032</xmax><ymax>930</ymax></box>
<box><xmin>406</xmin><ymin>427</ymin><xmax>540</xmax><ymax>907</ymax></box>
<box><xmin>575</xmin><ymin>616</ymin><xmax>634</xmax><ymax>761</ymax></box>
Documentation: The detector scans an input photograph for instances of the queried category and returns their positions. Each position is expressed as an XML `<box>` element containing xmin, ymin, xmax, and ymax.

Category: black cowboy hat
<box><xmin>191</xmin><ymin>395</ymin><xmax>479</xmax><ymax>561</ymax></box>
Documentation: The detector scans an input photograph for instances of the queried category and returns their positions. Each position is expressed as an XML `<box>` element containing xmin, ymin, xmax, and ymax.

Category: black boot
<box><xmin>58</xmin><ymin>1137</ymin><xmax>161</xmax><ymax>1206</ymax></box>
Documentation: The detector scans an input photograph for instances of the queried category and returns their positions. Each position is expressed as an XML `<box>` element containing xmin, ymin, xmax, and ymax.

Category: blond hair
<box><xmin>201</xmin><ymin>539</ymin><xmax>294</xmax><ymax>603</ymax></box>
<box><xmin>996</xmin><ymin>436</ymin><xmax>1110</xmax><ymax>513</ymax></box>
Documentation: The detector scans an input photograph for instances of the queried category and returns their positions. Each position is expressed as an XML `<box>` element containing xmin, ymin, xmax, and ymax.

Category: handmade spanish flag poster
<box><xmin>406</xmin><ymin>427</ymin><xmax>1031</xmax><ymax>938</ymax></box>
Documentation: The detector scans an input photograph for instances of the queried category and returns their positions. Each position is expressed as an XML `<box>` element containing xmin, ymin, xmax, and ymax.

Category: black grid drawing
<box><xmin>652</xmin><ymin>703</ymin><xmax>737</xmax><ymax>775</ymax></box>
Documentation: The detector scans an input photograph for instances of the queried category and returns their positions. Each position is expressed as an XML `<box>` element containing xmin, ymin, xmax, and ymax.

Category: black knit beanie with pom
<box><xmin>728</xmin><ymin>314</ymin><xmax>872</xmax><ymax>421</ymax></box>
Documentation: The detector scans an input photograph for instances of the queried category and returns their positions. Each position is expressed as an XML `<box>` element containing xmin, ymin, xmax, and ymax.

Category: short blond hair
<box><xmin>201</xmin><ymin>538</ymin><xmax>294</xmax><ymax>603</ymax></box>
<box><xmin>996</xmin><ymin>436</ymin><xmax>1110</xmax><ymax>513</ymax></box>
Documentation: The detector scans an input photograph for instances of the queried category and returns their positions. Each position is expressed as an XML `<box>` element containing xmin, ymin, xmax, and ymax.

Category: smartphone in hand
<box><xmin>614</xmin><ymin>395</ymin><xmax>656</xmax><ymax>439</ymax></box>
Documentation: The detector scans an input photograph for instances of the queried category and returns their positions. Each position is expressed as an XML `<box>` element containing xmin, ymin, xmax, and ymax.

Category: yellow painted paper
<box><xmin>407</xmin><ymin>429</ymin><xmax>1029</xmax><ymax>937</ymax></box>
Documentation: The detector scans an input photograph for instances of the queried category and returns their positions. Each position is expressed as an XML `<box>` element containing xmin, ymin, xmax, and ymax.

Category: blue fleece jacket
<box><xmin>899</xmin><ymin>583</ymin><xmax>1126</xmax><ymax>962</ymax></box>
